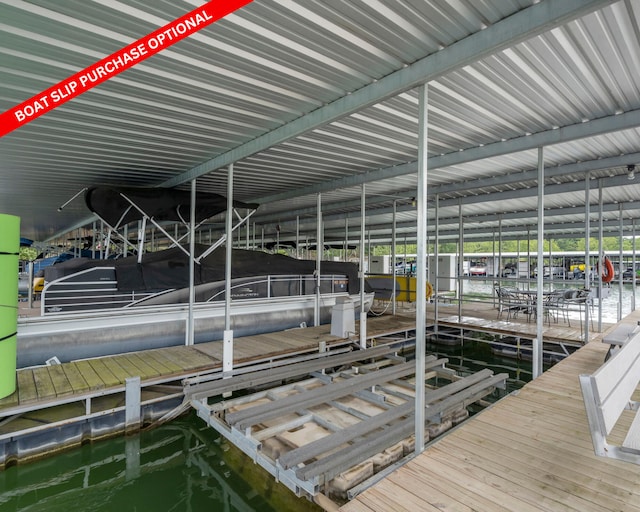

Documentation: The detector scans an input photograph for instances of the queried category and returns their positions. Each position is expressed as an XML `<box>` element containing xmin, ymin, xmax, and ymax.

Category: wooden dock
<box><xmin>0</xmin><ymin>315</ymin><xmax>417</xmax><ymax>441</ymax></box>
<box><xmin>5</xmin><ymin>299</ymin><xmax>635</xmax><ymax>512</ymax></box>
<box><xmin>3</xmin><ymin>301</ymin><xmax>596</xmax><ymax>439</ymax></box>
<box><xmin>341</xmin><ymin>317</ymin><xmax>640</xmax><ymax>512</ymax></box>
<box><xmin>425</xmin><ymin>299</ymin><xmax>612</xmax><ymax>343</ymax></box>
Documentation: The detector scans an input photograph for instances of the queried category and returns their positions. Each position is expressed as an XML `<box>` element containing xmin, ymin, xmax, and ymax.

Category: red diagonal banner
<box><xmin>0</xmin><ymin>0</ymin><xmax>252</xmax><ymax>137</ymax></box>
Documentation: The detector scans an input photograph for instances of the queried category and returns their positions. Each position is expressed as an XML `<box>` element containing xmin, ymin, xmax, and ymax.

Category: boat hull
<box><xmin>17</xmin><ymin>293</ymin><xmax>373</xmax><ymax>368</ymax></box>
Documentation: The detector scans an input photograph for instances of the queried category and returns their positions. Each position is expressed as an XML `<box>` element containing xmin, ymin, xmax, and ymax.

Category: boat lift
<box><xmin>187</xmin><ymin>346</ymin><xmax>507</xmax><ymax>503</ymax></box>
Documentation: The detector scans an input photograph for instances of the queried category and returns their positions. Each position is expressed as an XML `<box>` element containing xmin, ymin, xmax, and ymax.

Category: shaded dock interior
<box><xmin>4</xmin><ymin>300</ymin><xmax>630</xmax><ymax>510</ymax></box>
<box><xmin>0</xmin><ymin>315</ymin><xmax>417</xmax><ymax>468</ymax></box>
<box><xmin>341</xmin><ymin>314</ymin><xmax>640</xmax><ymax>512</ymax></box>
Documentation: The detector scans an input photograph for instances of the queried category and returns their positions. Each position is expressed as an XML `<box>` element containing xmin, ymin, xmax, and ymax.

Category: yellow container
<box><xmin>367</xmin><ymin>275</ymin><xmax>433</xmax><ymax>302</ymax></box>
<box><xmin>33</xmin><ymin>276</ymin><xmax>45</xmax><ymax>293</ymax></box>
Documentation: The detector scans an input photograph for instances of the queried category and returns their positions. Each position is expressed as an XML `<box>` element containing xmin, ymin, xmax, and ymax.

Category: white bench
<box><xmin>579</xmin><ymin>326</ymin><xmax>640</xmax><ymax>463</ymax></box>
<box><xmin>602</xmin><ymin>321</ymin><xmax>640</xmax><ymax>360</ymax></box>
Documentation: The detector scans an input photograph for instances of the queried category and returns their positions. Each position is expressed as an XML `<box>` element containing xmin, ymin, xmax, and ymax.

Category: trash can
<box><xmin>330</xmin><ymin>296</ymin><xmax>355</xmax><ymax>338</ymax></box>
<box><xmin>0</xmin><ymin>214</ymin><xmax>19</xmax><ymax>399</ymax></box>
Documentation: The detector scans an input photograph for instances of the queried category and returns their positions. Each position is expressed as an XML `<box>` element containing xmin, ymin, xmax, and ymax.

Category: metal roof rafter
<box><xmin>160</xmin><ymin>0</ymin><xmax>615</xmax><ymax>189</ymax></box>
<box><xmin>253</xmin><ymin>152</ymin><xmax>640</xmax><ymax>223</ymax></box>
<box><xmin>319</xmin><ymin>218</ymin><xmax>638</xmax><ymax>243</ymax></box>
<box><xmin>254</xmin><ymin>109</ymin><xmax>640</xmax><ymax>204</ymax></box>
<box><xmin>255</xmin><ymin>172</ymin><xmax>634</xmax><ymax>232</ymax></box>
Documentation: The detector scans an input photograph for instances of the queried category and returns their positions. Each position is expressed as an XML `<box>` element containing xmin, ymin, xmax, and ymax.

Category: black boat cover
<box><xmin>84</xmin><ymin>186</ymin><xmax>259</xmax><ymax>227</ymax></box>
<box><xmin>44</xmin><ymin>245</ymin><xmax>362</xmax><ymax>294</ymax></box>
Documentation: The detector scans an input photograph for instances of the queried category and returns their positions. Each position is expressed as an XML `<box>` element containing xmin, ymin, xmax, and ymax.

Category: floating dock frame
<box><xmin>189</xmin><ymin>347</ymin><xmax>506</xmax><ymax>503</ymax></box>
<box><xmin>0</xmin><ymin>315</ymin><xmax>417</xmax><ymax>468</ymax></box>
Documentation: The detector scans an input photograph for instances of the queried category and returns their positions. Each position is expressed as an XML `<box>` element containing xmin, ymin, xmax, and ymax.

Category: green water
<box><xmin>0</xmin><ymin>414</ymin><xmax>318</xmax><ymax>512</ymax></box>
<box><xmin>0</xmin><ymin>340</ymin><xmax>536</xmax><ymax>512</ymax></box>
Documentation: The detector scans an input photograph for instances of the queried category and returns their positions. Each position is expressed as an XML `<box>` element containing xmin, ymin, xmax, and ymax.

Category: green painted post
<box><xmin>0</xmin><ymin>214</ymin><xmax>19</xmax><ymax>399</ymax></box>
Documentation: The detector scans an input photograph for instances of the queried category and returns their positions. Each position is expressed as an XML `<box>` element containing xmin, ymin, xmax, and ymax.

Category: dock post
<box><xmin>125</xmin><ymin>376</ymin><xmax>141</xmax><ymax>434</ymax></box>
<box><xmin>223</xmin><ymin>329</ymin><xmax>234</xmax><ymax>378</ymax></box>
<box><xmin>125</xmin><ymin>436</ymin><xmax>140</xmax><ymax>481</ymax></box>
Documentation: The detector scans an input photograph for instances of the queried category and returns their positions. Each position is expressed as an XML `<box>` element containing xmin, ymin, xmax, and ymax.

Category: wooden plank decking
<box><xmin>0</xmin><ymin>315</ymin><xmax>418</xmax><ymax>417</ymax></box>
<box><xmin>341</xmin><ymin>320</ymin><xmax>640</xmax><ymax>512</ymax></box>
<box><xmin>3</xmin><ymin>301</ymin><xmax>597</xmax><ymax>422</ymax></box>
<box><xmin>384</xmin><ymin>298</ymin><xmax>609</xmax><ymax>345</ymax></box>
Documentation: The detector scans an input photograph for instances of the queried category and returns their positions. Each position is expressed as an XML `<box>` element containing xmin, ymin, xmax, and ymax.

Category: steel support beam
<box><xmin>253</xmin><ymin>111</ymin><xmax>639</xmax><ymax>206</ymax></box>
<box><xmin>415</xmin><ymin>84</ymin><xmax>428</xmax><ymax>454</ymax></box>
<box><xmin>161</xmin><ymin>0</ymin><xmax>615</xmax><ymax>189</ymax></box>
<box><xmin>254</xmin><ymin>169</ymin><xmax>638</xmax><ymax>233</ymax></box>
<box><xmin>224</xmin><ymin>164</ymin><xmax>234</xmax><ymax>376</ymax></box>
<box><xmin>533</xmin><ymin>147</ymin><xmax>544</xmax><ymax>379</ymax></box>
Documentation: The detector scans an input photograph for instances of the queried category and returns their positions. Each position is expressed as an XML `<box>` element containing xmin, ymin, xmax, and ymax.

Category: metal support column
<box><xmin>92</xmin><ymin>221</ymin><xmax>96</xmax><ymax>259</ymax></box>
<box><xmin>99</xmin><ymin>221</ymin><xmax>104</xmax><ymax>260</ymax></box>
<box><xmin>224</xmin><ymin>164</ymin><xmax>234</xmax><ymax>376</ymax></box>
<box><xmin>359</xmin><ymin>185</ymin><xmax>367</xmax><ymax>349</ymax></box>
<box><xmin>392</xmin><ymin>200</ymin><xmax>397</xmax><ymax>316</ymax></box>
<box><xmin>527</xmin><ymin>228</ymin><xmax>531</xmax><ymax>289</ymax></box>
<box><xmin>498</xmin><ymin>217</ymin><xmax>503</xmax><ymax>279</ymax></box>
<box><xmin>584</xmin><ymin>172</ymin><xmax>591</xmax><ymax>342</ymax></box>
<box><xmin>458</xmin><ymin>200</ymin><xmax>463</xmax><ymax>319</ymax></box>
<box><xmin>186</xmin><ymin>179</ymin><xmax>196</xmax><ymax>346</ymax></box>
<box><xmin>434</xmin><ymin>193</ymin><xmax>439</xmax><ymax>332</ymax></box>
<box><xmin>596</xmin><ymin>178</ymin><xmax>603</xmax><ymax>330</ymax></box>
<box><xmin>125</xmin><ymin>376</ymin><xmax>141</xmax><ymax>434</ymax></box>
<box><xmin>415</xmin><ymin>84</ymin><xmax>428</xmax><ymax>454</ymax></box>
<box><xmin>367</xmin><ymin>229</ymin><xmax>371</xmax><ymax>274</ymax></box>
<box><xmin>123</xmin><ymin>224</ymin><xmax>128</xmax><ymax>258</ymax></box>
<box><xmin>315</xmin><ymin>194</ymin><xmax>322</xmax><ymax>327</ymax></box>
<box><xmin>344</xmin><ymin>217</ymin><xmax>349</xmax><ymax>262</ymax></box>
<box><xmin>296</xmin><ymin>216</ymin><xmax>300</xmax><ymax>259</ymax></box>
<box><xmin>245</xmin><ymin>210</ymin><xmax>250</xmax><ymax>249</ymax></box>
<box><xmin>533</xmin><ymin>147</ymin><xmax>544</xmax><ymax>379</ymax></box>
<box><xmin>619</xmin><ymin>203</ymin><xmax>624</xmax><ymax>321</ymax></box>
<box><xmin>634</xmin><ymin>219</ymin><xmax>637</xmax><ymax>311</ymax></box>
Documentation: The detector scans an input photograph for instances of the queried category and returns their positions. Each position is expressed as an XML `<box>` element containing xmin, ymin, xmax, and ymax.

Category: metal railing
<box><xmin>41</xmin><ymin>267</ymin><xmax>350</xmax><ymax>315</ymax></box>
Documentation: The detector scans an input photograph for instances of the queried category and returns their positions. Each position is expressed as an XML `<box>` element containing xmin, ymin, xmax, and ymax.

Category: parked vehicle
<box><xmin>469</xmin><ymin>263</ymin><xmax>487</xmax><ymax>276</ymax></box>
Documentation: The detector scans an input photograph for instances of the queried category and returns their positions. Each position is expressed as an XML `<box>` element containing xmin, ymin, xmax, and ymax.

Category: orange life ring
<box><xmin>426</xmin><ymin>281</ymin><xmax>433</xmax><ymax>300</ymax></box>
<box><xmin>600</xmin><ymin>256</ymin><xmax>614</xmax><ymax>283</ymax></box>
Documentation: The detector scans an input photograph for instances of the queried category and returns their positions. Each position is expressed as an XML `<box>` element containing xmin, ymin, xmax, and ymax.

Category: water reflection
<box><xmin>0</xmin><ymin>296</ymin><xmax>589</xmax><ymax>512</ymax></box>
<box><xmin>0</xmin><ymin>415</ymin><xmax>314</xmax><ymax>512</ymax></box>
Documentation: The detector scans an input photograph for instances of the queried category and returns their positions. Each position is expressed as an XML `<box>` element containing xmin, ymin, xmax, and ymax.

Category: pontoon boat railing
<box><xmin>41</xmin><ymin>267</ymin><xmax>350</xmax><ymax>315</ymax></box>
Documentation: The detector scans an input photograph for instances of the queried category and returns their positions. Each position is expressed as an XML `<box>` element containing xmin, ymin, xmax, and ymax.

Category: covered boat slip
<box><xmin>0</xmin><ymin>315</ymin><xmax>417</xmax><ymax>468</ymax></box>
<box><xmin>394</xmin><ymin>296</ymin><xmax>608</xmax><ymax>360</ymax></box>
<box><xmin>5</xmin><ymin>1</ymin><xmax>640</xmax><ymax>510</ymax></box>
<box><xmin>191</xmin><ymin>355</ymin><xmax>506</xmax><ymax>503</ymax></box>
<box><xmin>341</xmin><ymin>314</ymin><xmax>640</xmax><ymax>512</ymax></box>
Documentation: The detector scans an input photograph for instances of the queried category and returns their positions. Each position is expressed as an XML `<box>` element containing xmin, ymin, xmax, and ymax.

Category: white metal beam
<box><xmin>161</xmin><ymin>0</ymin><xmax>615</xmax><ymax>189</ymax></box>
<box><xmin>415</xmin><ymin>84</ymin><xmax>428</xmax><ymax>453</ymax></box>
<box><xmin>254</xmin><ymin>110</ymin><xmax>640</xmax><ymax>205</ymax></box>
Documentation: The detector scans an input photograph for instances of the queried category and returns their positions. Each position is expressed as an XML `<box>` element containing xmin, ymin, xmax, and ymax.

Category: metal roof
<box><xmin>2</xmin><ymin>0</ymin><xmax>640</xmax><ymax>246</ymax></box>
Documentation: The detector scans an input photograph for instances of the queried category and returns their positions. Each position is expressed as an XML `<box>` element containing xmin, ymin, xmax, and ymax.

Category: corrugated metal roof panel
<box><xmin>2</xmin><ymin>0</ymin><xmax>639</xmax><ymax>244</ymax></box>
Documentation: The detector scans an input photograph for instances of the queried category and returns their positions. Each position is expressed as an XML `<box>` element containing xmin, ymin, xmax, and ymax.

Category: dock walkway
<box><xmin>341</xmin><ymin>314</ymin><xmax>640</xmax><ymax>512</ymax></box>
<box><xmin>0</xmin><ymin>315</ymin><xmax>417</xmax><ymax>460</ymax></box>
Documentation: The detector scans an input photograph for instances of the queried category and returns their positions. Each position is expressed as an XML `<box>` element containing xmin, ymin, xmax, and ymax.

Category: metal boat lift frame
<box><xmin>95</xmin><ymin>190</ymin><xmax>257</xmax><ymax>263</ymax></box>
<box><xmin>189</xmin><ymin>346</ymin><xmax>507</xmax><ymax>501</ymax></box>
